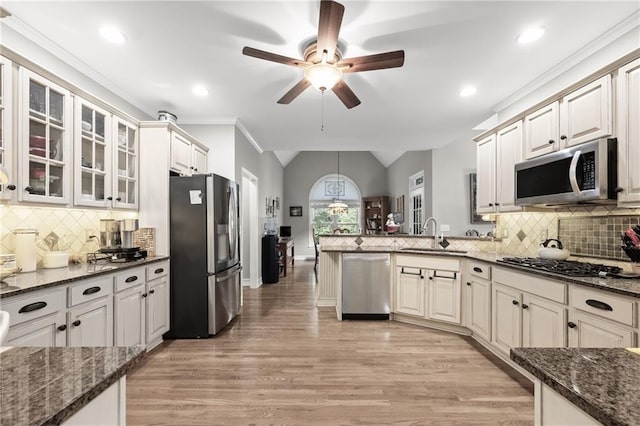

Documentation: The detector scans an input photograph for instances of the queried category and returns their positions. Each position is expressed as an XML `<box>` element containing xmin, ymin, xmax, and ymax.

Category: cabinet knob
<box><xmin>57</xmin><ymin>324</ymin><xmax>67</xmax><ymax>332</ymax></box>
<box><xmin>142</xmin><ymin>293</ymin><xmax>148</xmax><ymax>298</ymax></box>
<box><xmin>72</xmin><ymin>320</ymin><xmax>81</xmax><ymax>327</ymax></box>
<box><xmin>495</xmin><ymin>202</ymin><xmax>500</xmax><ymax>206</ymax></box>
<box><xmin>116</xmin><ymin>197</ymin><xmax>122</xmax><ymax>202</ymax></box>
<box><xmin>25</xmin><ymin>186</ymin><xmax>33</xmax><ymax>192</ymax></box>
<box><xmin>522</xmin><ymin>304</ymin><xmax>529</xmax><ymax>309</ymax></box>
<box><xmin>149</xmin><ymin>289</ymin><xmax>155</xmax><ymax>294</ymax></box>
<box><xmin>512</xmin><ymin>300</ymin><xmax>519</xmax><ymax>306</ymax></box>
<box><xmin>568</xmin><ymin>321</ymin><xmax>577</xmax><ymax>329</ymax></box>
<box><xmin>560</xmin><ymin>135</ymin><xmax>567</xmax><ymax>141</ymax></box>
<box><xmin>194</xmin><ymin>168</ymin><xmax>198</xmax><ymax>172</ymax></box>
<box><xmin>107</xmin><ymin>196</ymin><xmax>113</xmax><ymax>201</ymax></box>
<box><xmin>466</xmin><ymin>282</ymin><xmax>471</xmax><ymax>286</ymax></box>
<box><xmin>488</xmin><ymin>203</ymin><xmax>493</xmax><ymax>207</ymax></box>
<box><xmin>548</xmin><ymin>139</ymin><xmax>555</xmax><ymax>145</ymax></box>
<box><xmin>6</xmin><ymin>184</ymin><xmax>16</xmax><ymax>191</ymax></box>
<box><xmin>615</xmin><ymin>187</ymin><xmax>624</xmax><ymax>193</ymax></box>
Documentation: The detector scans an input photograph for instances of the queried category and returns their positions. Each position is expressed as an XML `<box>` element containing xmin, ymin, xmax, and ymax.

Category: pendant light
<box><xmin>328</xmin><ymin>151</ymin><xmax>348</xmax><ymax>215</ymax></box>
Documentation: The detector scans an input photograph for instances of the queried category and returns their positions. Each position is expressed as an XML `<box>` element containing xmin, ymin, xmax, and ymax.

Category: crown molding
<box><xmin>492</xmin><ymin>10</ymin><xmax>640</xmax><ymax>113</ymax></box>
<box><xmin>235</xmin><ymin>119</ymin><xmax>263</xmax><ymax>154</ymax></box>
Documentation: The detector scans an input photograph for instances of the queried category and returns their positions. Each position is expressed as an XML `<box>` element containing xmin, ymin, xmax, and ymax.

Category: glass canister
<box><xmin>14</xmin><ymin>229</ymin><xmax>38</xmax><ymax>272</ymax></box>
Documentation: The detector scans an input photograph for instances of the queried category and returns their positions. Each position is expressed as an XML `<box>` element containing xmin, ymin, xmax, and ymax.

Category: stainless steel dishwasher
<box><xmin>342</xmin><ymin>253</ymin><xmax>391</xmax><ymax>320</ymax></box>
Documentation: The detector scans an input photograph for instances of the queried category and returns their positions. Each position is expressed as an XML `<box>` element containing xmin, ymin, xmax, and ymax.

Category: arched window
<box><xmin>309</xmin><ymin>174</ymin><xmax>361</xmax><ymax>239</ymax></box>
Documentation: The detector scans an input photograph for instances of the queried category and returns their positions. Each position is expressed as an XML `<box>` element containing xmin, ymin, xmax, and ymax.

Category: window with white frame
<box><xmin>308</xmin><ymin>174</ymin><xmax>361</xmax><ymax>244</ymax></box>
<box><xmin>409</xmin><ymin>171</ymin><xmax>424</xmax><ymax>235</ymax></box>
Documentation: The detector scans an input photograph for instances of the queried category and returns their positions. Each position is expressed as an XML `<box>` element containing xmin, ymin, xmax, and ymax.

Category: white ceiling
<box><xmin>2</xmin><ymin>1</ymin><xmax>639</xmax><ymax>167</ymax></box>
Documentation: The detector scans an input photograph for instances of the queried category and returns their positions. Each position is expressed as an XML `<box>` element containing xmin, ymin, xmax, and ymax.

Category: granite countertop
<box><xmin>319</xmin><ymin>233</ymin><xmax>499</xmax><ymax>241</ymax></box>
<box><xmin>320</xmin><ymin>246</ymin><xmax>640</xmax><ymax>298</ymax></box>
<box><xmin>0</xmin><ymin>256</ymin><xmax>170</xmax><ymax>299</ymax></box>
<box><xmin>511</xmin><ymin>347</ymin><xmax>640</xmax><ymax>426</ymax></box>
<box><xmin>0</xmin><ymin>345</ymin><xmax>145</xmax><ymax>425</ymax></box>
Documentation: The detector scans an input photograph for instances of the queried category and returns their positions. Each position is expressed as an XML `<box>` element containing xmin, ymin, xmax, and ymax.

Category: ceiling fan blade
<box><xmin>338</xmin><ymin>50</ymin><xmax>405</xmax><ymax>73</ymax></box>
<box><xmin>317</xmin><ymin>0</ymin><xmax>345</xmax><ymax>61</ymax></box>
<box><xmin>242</xmin><ymin>46</ymin><xmax>308</xmax><ymax>68</ymax></box>
<box><xmin>277</xmin><ymin>79</ymin><xmax>311</xmax><ymax>104</ymax></box>
<box><xmin>332</xmin><ymin>80</ymin><xmax>361</xmax><ymax>109</ymax></box>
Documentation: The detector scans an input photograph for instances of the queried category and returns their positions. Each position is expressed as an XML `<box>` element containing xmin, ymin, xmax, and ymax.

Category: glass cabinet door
<box><xmin>74</xmin><ymin>98</ymin><xmax>111</xmax><ymax>207</ymax></box>
<box><xmin>0</xmin><ymin>55</ymin><xmax>14</xmax><ymax>199</ymax></box>
<box><xmin>20</xmin><ymin>68</ymin><xmax>71</xmax><ymax>204</ymax></box>
<box><xmin>113</xmin><ymin>116</ymin><xmax>138</xmax><ymax>209</ymax></box>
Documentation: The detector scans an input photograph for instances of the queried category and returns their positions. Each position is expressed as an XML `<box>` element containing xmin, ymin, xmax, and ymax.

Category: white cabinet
<box><xmin>112</xmin><ymin>116</ymin><xmax>138</xmax><ymax>209</ymax></box>
<box><xmin>191</xmin><ymin>144</ymin><xmax>208</xmax><ymax>174</ymax></box>
<box><xmin>74</xmin><ymin>97</ymin><xmax>111</xmax><ymax>207</ymax></box>
<box><xmin>114</xmin><ymin>284</ymin><xmax>146</xmax><ymax>347</ymax></box>
<box><xmin>427</xmin><ymin>269</ymin><xmax>461</xmax><ymax>324</ymax></box>
<box><xmin>560</xmin><ymin>75</ymin><xmax>612</xmax><ymax>147</ymax></box>
<box><xmin>170</xmin><ymin>132</ymin><xmax>208</xmax><ymax>176</ymax></box>
<box><xmin>465</xmin><ymin>262</ymin><xmax>491</xmax><ymax>341</ymax></box>
<box><xmin>522</xmin><ymin>293</ymin><xmax>566</xmax><ymax>348</ymax></box>
<box><xmin>476</xmin><ymin>121</ymin><xmax>522</xmax><ymax>214</ymax></box>
<box><xmin>524</xmin><ymin>76</ymin><xmax>612</xmax><ymax>159</ymax></box>
<box><xmin>617</xmin><ymin>58</ymin><xmax>640</xmax><ymax>206</ymax></box>
<box><xmin>524</xmin><ymin>101</ymin><xmax>559</xmax><ymax>159</ymax></box>
<box><xmin>394</xmin><ymin>255</ymin><xmax>461</xmax><ymax>325</ymax></box>
<box><xmin>568</xmin><ymin>310</ymin><xmax>635</xmax><ymax>348</ymax></box>
<box><xmin>492</xmin><ymin>271</ymin><xmax>567</xmax><ymax>356</ymax></box>
<box><xmin>18</xmin><ymin>68</ymin><xmax>72</xmax><ymax>204</ymax></box>
<box><xmin>67</xmin><ymin>297</ymin><xmax>113</xmax><ymax>347</ymax></box>
<box><xmin>395</xmin><ymin>266</ymin><xmax>425</xmax><ymax>317</ymax></box>
<box><xmin>0</xmin><ymin>55</ymin><xmax>15</xmax><ymax>199</ymax></box>
<box><xmin>170</xmin><ymin>132</ymin><xmax>192</xmax><ymax>175</ymax></box>
<box><xmin>6</xmin><ymin>312</ymin><xmax>66</xmax><ymax>347</ymax></box>
<box><xmin>146</xmin><ymin>274</ymin><xmax>169</xmax><ymax>347</ymax></box>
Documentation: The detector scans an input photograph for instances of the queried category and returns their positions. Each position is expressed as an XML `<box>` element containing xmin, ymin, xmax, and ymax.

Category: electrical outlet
<box><xmin>502</xmin><ymin>229</ymin><xmax>509</xmax><ymax>238</ymax></box>
<box><xmin>540</xmin><ymin>229</ymin><xmax>548</xmax><ymax>241</ymax></box>
<box><xmin>440</xmin><ymin>224</ymin><xmax>450</xmax><ymax>232</ymax></box>
<box><xmin>85</xmin><ymin>228</ymin><xmax>98</xmax><ymax>242</ymax></box>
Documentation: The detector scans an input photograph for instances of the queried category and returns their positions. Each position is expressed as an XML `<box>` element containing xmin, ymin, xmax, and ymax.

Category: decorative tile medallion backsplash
<box><xmin>0</xmin><ymin>205</ymin><xmax>138</xmax><ymax>264</ymax></box>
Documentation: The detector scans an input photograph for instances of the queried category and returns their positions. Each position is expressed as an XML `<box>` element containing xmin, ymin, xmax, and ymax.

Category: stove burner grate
<box><xmin>498</xmin><ymin>257</ymin><xmax>622</xmax><ymax>277</ymax></box>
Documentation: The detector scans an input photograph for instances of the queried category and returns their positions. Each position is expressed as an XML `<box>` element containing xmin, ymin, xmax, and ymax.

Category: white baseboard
<box><xmin>316</xmin><ymin>297</ymin><xmax>337</xmax><ymax>307</ymax></box>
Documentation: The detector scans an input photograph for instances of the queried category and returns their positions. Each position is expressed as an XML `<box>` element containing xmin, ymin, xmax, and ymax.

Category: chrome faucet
<box><xmin>421</xmin><ymin>216</ymin><xmax>438</xmax><ymax>248</ymax></box>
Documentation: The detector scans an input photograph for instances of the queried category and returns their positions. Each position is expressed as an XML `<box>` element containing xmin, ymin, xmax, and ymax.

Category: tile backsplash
<box><xmin>496</xmin><ymin>205</ymin><xmax>640</xmax><ymax>260</ymax></box>
<box><xmin>0</xmin><ymin>205</ymin><xmax>138</xmax><ymax>264</ymax></box>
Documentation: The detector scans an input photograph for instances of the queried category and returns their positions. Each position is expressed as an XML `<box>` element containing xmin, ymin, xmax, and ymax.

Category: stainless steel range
<box><xmin>498</xmin><ymin>257</ymin><xmax>622</xmax><ymax>277</ymax></box>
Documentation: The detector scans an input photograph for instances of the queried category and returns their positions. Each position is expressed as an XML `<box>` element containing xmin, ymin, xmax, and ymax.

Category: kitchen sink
<box><xmin>400</xmin><ymin>248</ymin><xmax>467</xmax><ymax>254</ymax></box>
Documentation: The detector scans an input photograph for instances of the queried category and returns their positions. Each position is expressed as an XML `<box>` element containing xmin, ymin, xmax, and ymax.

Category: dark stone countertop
<box><xmin>320</xmin><ymin>247</ymin><xmax>640</xmax><ymax>298</ymax></box>
<box><xmin>511</xmin><ymin>347</ymin><xmax>640</xmax><ymax>426</ymax></box>
<box><xmin>0</xmin><ymin>256</ymin><xmax>170</xmax><ymax>299</ymax></box>
<box><xmin>0</xmin><ymin>345</ymin><xmax>145</xmax><ymax>425</ymax></box>
<box><xmin>319</xmin><ymin>233</ymin><xmax>499</xmax><ymax>241</ymax></box>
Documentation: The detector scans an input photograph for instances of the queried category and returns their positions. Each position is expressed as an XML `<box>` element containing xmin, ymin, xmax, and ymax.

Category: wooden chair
<box><xmin>312</xmin><ymin>228</ymin><xmax>319</xmax><ymax>272</ymax></box>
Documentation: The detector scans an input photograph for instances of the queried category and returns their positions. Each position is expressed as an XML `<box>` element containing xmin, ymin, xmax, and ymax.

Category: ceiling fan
<box><xmin>242</xmin><ymin>0</ymin><xmax>405</xmax><ymax>109</ymax></box>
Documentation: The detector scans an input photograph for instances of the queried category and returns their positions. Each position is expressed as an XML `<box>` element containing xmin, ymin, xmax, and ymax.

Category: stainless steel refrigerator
<box><xmin>168</xmin><ymin>174</ymin><xmax>241</xmax><ymax>338</ymax></box>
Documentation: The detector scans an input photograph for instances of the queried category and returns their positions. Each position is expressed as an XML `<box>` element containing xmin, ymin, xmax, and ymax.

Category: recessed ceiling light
<box><xmin>192</xmin><ymin>85</ymin><xmax>209</xmax><ymax>97</ymax></box>
<box><xmin>517</xmin><ymin>27</ymin><xmax>545</xmax><ymax>44</ymax></box>
<box><xmin>459</xmin><ymin>86</ymin><xmax>477</xmax><ymax>97</ymax></box>
<box><xmin>100</xmin><ymin>26</ymin><xmax>126</xmax><ymax>44</ymax></box>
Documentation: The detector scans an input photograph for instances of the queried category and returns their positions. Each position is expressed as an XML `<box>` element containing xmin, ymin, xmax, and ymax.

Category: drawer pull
<box><xmin>473</xmin><ymin>267</ymin><xmax>483</xmax><ymax>273</ymax></box>
<box><xmin>57</xmin><ymin>324</ymin><xmax>67</xmax><ymax>332</ymax></box>
<box><xmin>585</xmin><ymin>299</ymin><xmax>613</xmax><ymax>311</ymax></box>
<box><xmin>433</xmin><ymin>271</ymin><xmax>457</xmax><ymax>279</ymax></box>
<box><xmin>18</xmin><ymin>301</ymin><xmax>47</xmax><ymax>313</ymax></box>
<box><xmin>82</xmin><ymin>286</ymin><xmax>101</xmax><ymax>295</ymax></box>
<box><xmin>125</xmin><ymin>276</ymin><xmax>138</xmax><ymax>283</ymax></box>
<box><xmin>72</xmin><ymin>320</ymin><xmax>81</xmax><ymax>327</ymax></box>
<box><xmin>400</xmin><ymin>267</ymin><xmax>423</xmax><ymax>279</ymax></box>
<box><xmin>154</xmin><ymin>268</ymin><xmax>164</xmax><ymax>274</ymax></box>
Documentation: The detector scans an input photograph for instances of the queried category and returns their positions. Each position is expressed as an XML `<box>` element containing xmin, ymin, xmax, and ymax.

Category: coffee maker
<box><xmin>99</xmin><ymin>219</ymin><xmax>147</xmax><ymax>262</ymax></box>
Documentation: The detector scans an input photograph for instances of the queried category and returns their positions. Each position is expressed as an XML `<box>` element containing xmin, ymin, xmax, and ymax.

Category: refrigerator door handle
<box><xmin>215</xmin><ymin>264</ymin><xmax>243</xmax><ymax>283</ymax></box>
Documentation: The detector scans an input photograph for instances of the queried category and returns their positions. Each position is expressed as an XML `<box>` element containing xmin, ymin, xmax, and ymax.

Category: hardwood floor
<box><xmin>127</xmin><ymin>261</ymin><xmax>534</xmax><ymax>425</ymax></box>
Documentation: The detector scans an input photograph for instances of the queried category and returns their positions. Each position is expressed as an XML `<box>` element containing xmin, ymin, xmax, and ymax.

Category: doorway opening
<box><xmin>241</xmin><ymin>168</ymin><xmax>260</xmax><ymax>288</ymax></box>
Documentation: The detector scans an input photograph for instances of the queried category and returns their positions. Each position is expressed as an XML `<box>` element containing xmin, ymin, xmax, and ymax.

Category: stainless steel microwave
<box><xmin>515</xmin><ymin>138</ymin><xmax>617</xmax><ymax>206</ymax></box>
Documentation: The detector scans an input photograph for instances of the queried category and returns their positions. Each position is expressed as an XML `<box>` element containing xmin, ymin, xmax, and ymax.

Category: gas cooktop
<box><xmin>498</xmin><ymin>257</ymin><xmax>622</xmax><ymax>277</ymax></box>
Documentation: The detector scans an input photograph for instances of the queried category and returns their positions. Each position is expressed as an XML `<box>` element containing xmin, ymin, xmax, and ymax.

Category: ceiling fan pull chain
<box><xmin>321</xmin><ymin>91</ymin><xmax>325</xmax><ymax>132</ymax></box>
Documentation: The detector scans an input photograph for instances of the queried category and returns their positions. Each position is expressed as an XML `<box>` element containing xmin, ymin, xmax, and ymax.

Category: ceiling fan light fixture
<box><xmin>304</xmin><ymin>63</ymin><xmax>343</xmax><ymax>92</ymax></box>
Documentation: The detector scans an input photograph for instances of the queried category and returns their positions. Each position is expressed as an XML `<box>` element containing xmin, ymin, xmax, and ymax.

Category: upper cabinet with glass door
<box><xmin>0</xmin><ymin>55</ymin><xmax>15</xmax><ymax>200</ymax></box>
<box><xmin>113</xmin><ymin>116</ymin><xmax>138</xmax><ymax>209</ymax></box>
<box><xmin>74</xmin><ymin>98</ymin><xmax>111</xmax><ymax>207</ymax></box>
<box><xmin>19</xmin><ymin>68</ymin><xmax>72</xmax><ymax>204</ymax></box>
